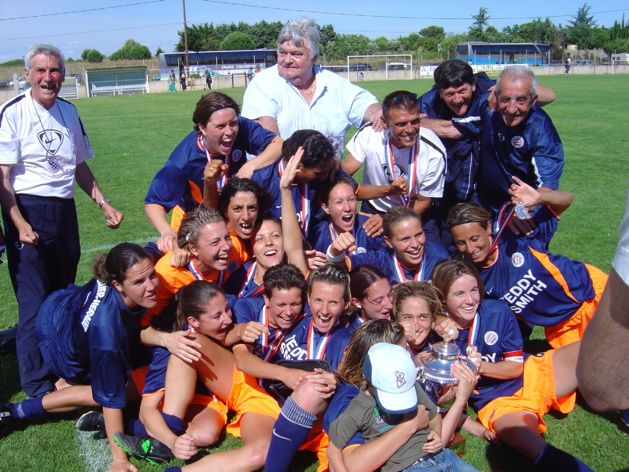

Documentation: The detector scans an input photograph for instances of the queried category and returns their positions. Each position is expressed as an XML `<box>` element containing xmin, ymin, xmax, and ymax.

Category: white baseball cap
<box><xmin>364</xmin><ymin>342</ymin><xmax>418</xmax><ymax>414</ymax></box>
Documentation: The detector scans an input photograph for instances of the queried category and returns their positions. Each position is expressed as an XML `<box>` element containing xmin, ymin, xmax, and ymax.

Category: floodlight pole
<box><xmin>182</xmin><ymin>0</ymin><xmax>189</xmax><ymax>70</ymax></box>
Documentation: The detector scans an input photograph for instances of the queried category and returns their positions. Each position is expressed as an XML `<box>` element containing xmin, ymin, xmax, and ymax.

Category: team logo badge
<box><xmin>497</xmin><ymin>133</ymin><xmax>505</xmax><ymax>141</ymax></box>
<box><xmin>37</xmin><ymin>130</ymin><xmax>64</xmax><ymax>155</ymax></box>
<box><xmin>395</xmin><ymin>370</ymin><xmax>408</xmax><ymax>389</ymax></box>
<box><xmin>512</xmin><ymin>252</ymin><xmax>524</xmax><ymax>267</ymax></box>
<box><xmin>381</xmin><ymin>163</ymin><xmax>406</xmax><ymax>182</ymax></box>
<box><xmin>511</xmin><ymin>136</ymin><xmax>525</xmax><ymax>148</ymax></box>
<box><xmin>356</xmin><ymin>247</ymin><xmax>367</xmax><ymax>254</ymax></box>
<box><xmin>232</xmin><ymin>150</ymin><xmax>242</xmax><ymax>162</ymax></box>
<box><xmin>227</xmin><ymin>260</ymin><xmax>239</xmax><ymax>274</ymax></box>
<box><xmin>484</xmin><ymin>331</ymin><xmax>499</xmax><ymax>346</ymax></box>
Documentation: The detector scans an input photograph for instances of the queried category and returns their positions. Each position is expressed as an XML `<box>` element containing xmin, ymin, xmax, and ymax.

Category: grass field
<box><xmin>1</xmin><ymin>75</ymin><xmax>628</xmax><ymax>472</ymax></box>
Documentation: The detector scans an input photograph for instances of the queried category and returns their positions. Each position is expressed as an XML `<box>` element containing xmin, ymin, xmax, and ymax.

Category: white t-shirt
<box><xmin>242</xmin><ymin>65</ymin><xmax>377</xmax><ymax>158</ymax></box>
<box><xmin>0</xmin><ymin>89</ymin><xmax>93</xmax><ymax>198</ymax></box>
<box><xmin>613</xmin><ymin>183</ymin><xmax>629</xmax><ymax>285</ymax></box>
<box><xmin>346</xmin><ymin>124</ymin><xmax>446</xmax><ymax>213</ymax></box>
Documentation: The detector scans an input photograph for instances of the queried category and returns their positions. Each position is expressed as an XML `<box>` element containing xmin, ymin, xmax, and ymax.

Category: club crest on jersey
<box><xmin>484</xmin><ymin>331</ymin><xmax>499</xmax><ymax>346</ymax></box>
<box><xmin>511</xmin><ymin>252</ymin><xmax>525</xmax><ymax>268</ymax></box>
<box><xmin>381</xmin><ymin>163</ymin><xmax>406</xmax><ymax>182</ymax></box>
<box><xmin>356</xmin><ymin>247</ymin><xmax>367</xmax><ymax>254</ymax></box>
<box><xmin>497</xmin><ymin>133</ymin><xmax>505</xmax><ymax>142</ymax></box>
<box><xmin>227</xmin><ymin>260</ymin><xmax>239</xmax><ymax>274</ymax></box>
<box><xmin>511</xmin><ymin>136</ymin><xmax>525</xmax><ymax>148</ymax></box>
<box><xmin>38</xmin><ymin>130</ymin><xmax>64</xmax><ymax>155</ymax></box>
<box><xmin>232</xmin><ymin>149</ymin><xmax>242</xmax><ymax>162</ymax></box>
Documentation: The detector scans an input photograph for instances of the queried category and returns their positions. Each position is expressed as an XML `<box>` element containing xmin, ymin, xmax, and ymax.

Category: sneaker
<box><xmin>113</xmin><ymin>432</ymin><xmax>173</xmax><ymax>465</ymax></box>
<box><xmin>0</xmin><ymin>403</ymin><xmax>14</xmax><ymax>435</ymax></box>
<box><xmin>76</xmin><ymin>410</ymin><xmax>105</xmax><ymax>432</ymax></box>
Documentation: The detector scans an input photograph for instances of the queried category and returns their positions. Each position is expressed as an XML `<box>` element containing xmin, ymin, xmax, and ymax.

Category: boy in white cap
<box><xmin>328</xmin><ymin>342</ymin><xmax>479</xmax><ymax>472</ymax></box>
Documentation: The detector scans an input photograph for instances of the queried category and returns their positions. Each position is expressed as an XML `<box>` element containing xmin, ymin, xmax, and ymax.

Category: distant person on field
<box><xmin>204</xmin><ymin>70</ymin><xmax>212</xmax><ymax>90</ymax></box>
<box><xmin>180</xmin><ymin>69</ymin><xmax>187</xmax><ymax>91</ymax></box>
<box><xmin>0</xmin><ymin>43</ymin><xmax>123</xmax><ymax>399</ymax></box>
<box><xmin>241</xmin><ymin>18</ymin><xmax>382</xmax><ymax>158</ymax></box>
<box><xmin>565</xmin><ymin>56</ymin><xmax>572</xmax><ymax>74</ymax></box>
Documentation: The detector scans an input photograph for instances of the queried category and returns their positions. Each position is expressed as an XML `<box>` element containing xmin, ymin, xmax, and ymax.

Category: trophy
<box><xmin>416</xmin><ymin>341</ymin><xmax>477</xmax><ymax>413</ymax></box>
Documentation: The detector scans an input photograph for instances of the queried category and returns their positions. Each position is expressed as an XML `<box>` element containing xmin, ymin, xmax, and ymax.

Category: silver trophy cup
<box><xmin>416</xmin><ymin>341</ymin><xmax>477</xmax><ymax>413</ymax></box>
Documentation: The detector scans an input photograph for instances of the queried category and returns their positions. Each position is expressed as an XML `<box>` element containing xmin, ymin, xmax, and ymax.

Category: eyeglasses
<box><xmin>390</xmin><ymin>92</ymin><xmax>418</xmax><ymax>105</ymax></box>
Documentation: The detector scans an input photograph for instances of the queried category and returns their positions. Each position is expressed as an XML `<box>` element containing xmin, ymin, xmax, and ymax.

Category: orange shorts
<box><xmin>545</xmin><ymin>264</ymin><xmax>608</xmax><ymax>348</ymax></box>
<box><xmin>225</xmin><ymin>367</ymin><xmax>281</xmax><ymax>438</ymax></box>
<box><xmin>477</xmin><ymin>349</ymin><xmax>576</xmax><ymax>435</ymax></box>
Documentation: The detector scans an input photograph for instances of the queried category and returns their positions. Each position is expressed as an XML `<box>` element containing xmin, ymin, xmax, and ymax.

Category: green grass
<box><xmin>1</xmin><ymin>76</ymin><xmax>628</xmax><ymax>471</ymax></box>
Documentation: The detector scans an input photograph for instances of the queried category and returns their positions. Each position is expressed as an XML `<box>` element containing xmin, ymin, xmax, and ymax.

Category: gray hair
<box><xmin>277</xmin><ymin>18</ymin><xmax>320</xmax><ymax>60</ymax></box>
<box><xmin>495</xmin><ymin>65</ymin><xmax>537</xmax><ymax>98</ymax></box>
<box><xmin>24</xmin><ymin>44</ymin><xmax>65</xmax><ymax>72</ymax></box>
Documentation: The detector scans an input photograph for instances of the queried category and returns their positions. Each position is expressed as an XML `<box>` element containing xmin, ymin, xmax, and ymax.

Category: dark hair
<box><xmin>431</xmin><ymin>259</ymin><xmax>484</xmax><ymax>303</ymax></box>
<box><xmin>391</xmin><ymin>281</ymin><xmax>443</xmax><ymax>321</ymax></box>
<box><xmin>282</xmin><ymin>129</ymin><xmax>335</xmax><ymax>169</ymax></box>
<box><xmin>321</xmin><ymin>174</ymin><xmax>357</xmax><ymax>206</ymax></box>
<box><xmin>446</xmin><ymin>203</ymin><xmax>491</xmax><ymax>231</ymax></box>
<box><xmin>382</xmin><ymin>206</ymin><xmax>422</xmax><ymax>239</ymax></box>
<box><xmin>218</xmin><ymin>177</ymin><xmax>272</xmax><ymax>222</ymax></box>
<box><xmin>92</xmin><ymin>242</ymin><xmax>150</xmax><ymax>284</ymax></box>
<box><xmin>193</xmin><ymin>92</ymin><xmax>240</xmax><ymax>132</ymax></box>
<box><xmin>433</xmin><ymin>60</ymin><xmax>476</xmax><ymax>90</ymax></box>
<box><xmin>177</xmin><ymin>206</ymin><xmax>226</xmax><ymax>249</ymax></box>
<box><xmin>308</xmin><ymin>263</ymin><xmax>351</xmax><ymax>303</ymax></box>
<box><xmin>350</xmin><ymin>264</ymin><xmax>388</xmax><ymax>302</ymax></box>
<box><xmin>336</xmin><ymin>319</ymin><xmax>405</xmax><ymax>387</ymax></box>
<box><xmin>175</xmin><ymin>280</ymin><xmax>226</xmax><ymax>330</ymax></box>
<box><xmin>263</xmin><ymin>263</ymin><xmax>306</xmax><ymax>300</ymax></box>
<box><xmin>382</xmin><ymin>90</ymin><xmax>419</xmax><ymax>121</ymax></box>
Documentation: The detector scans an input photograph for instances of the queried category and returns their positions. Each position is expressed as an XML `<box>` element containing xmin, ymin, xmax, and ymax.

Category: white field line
<box><xmin>75</xmin><ymin>430</ymin><xmax>112</xmax><ymax>472</ymax></box>
<box><xmin>80</xmin><ymin>236</ymin><xmax>156</xmax><ymax>255</ymax></box>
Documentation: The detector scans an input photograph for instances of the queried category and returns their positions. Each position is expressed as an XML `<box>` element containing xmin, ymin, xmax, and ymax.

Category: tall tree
<box><xmin>176</xmin><ymin>23</ymin><xmax>220</xmax><ymax>51</ymax></box>
<box><xmin>109</xmin><ymin>40</ymin><xmax>151</xmax><ymax>60</ymax></box>
<box><xmin>469</xmin><ymin>7</ymin><xmax>490</xmax><ymax>41</ymax></box>
<box><xmin>419</xmin><ymin>25</ymin><xmax>445</xmax><ymax>41</ymax></box>
<box><xmin>220</xmin><ymin>32</ymin><xmax>256</xmax><ymax>50</ymax></box>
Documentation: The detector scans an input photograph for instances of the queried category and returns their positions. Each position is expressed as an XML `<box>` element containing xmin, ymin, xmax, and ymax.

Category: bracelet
<box><xmin>98</xmin><ymin>198</ymin><xmax>110</xmax><ymax>209</ymax></box>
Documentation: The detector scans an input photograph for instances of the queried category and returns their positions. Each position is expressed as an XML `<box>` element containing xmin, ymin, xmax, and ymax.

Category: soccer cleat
<box><xmin>0</xmin><ymin>403</ymin><xmax>14</xmax><ymax>435</ymax></box>
<box><xmin>76</xmin><ymin>410</ymin><xmax>105</xmax><ymax>432</ymax></box>
<box><xmin>114</xmin><ymin>432</ymin><xmax>173</xmax><ymax>465</ymax></box>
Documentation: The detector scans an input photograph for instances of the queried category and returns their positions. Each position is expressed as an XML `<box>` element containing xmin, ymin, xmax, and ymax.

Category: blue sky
<box><xmin>1</xmin><ymin>0</ymin><xmax>627</xmax><ymax>63</ymax></box>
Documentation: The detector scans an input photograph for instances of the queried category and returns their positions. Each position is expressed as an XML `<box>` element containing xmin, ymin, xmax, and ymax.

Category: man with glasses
<box><xmin>342</xmin><ymin>90</ymin><xmax>446</xmax><ymax>218</ymax></box>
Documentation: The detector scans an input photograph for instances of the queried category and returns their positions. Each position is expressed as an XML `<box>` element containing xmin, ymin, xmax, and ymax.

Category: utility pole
<box><xmin>182</xmin><ymin>0</ymin><xmax>189</xmax><ymax>70</ymax></box>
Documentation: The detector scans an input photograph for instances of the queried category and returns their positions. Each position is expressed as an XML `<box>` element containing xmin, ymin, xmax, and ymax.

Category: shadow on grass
<box><xmin>0</xmin><ymin>355</ymin><xmax>22</xmax><ymax>402</ymax></box>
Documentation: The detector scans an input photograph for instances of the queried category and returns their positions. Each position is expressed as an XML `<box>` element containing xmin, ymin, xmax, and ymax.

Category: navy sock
<box><xmin>160</xmin><ymin>412</ymin><xmax>185</xmax><ymax>436</ymax></box>
<box><xmin>129</xmin><ymin>417</ymin><xmax>147</xmax><ymax>436</ymax></box>
<box><xmin>619</xmin><ymin>408</ymin><xmax>629</xmax><ymax>424</ymax></box>
<box><xmin>534</xmin><ymin>444</ymin><xmax>594</xmax><ymax>472</ymax></box>
<box><xmin>164</xmin><ymin>467</ymin><xmax>182</xmax><ymax>472</ymax></box>
<box><xmin>264</xmin><ymin>397</ymin><xmax>317</xmax><ymax>472</ymax></box>
<box><xmin>12</xmin><ymin>397</ymin><xmax>45</xmax><ymax>420</ymax></box>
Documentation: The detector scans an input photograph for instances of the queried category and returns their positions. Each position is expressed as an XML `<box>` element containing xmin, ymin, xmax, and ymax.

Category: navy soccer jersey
<box><xmin>223</xmin><ymin>261</ymin><xmax>265</xmax><ymax>300</ymax></box>
<box><xmin>418</xmin><ymin>72</ymin><xmax>494</xmax><ymax>201</ymax></box>
<box><xmin>36</xmin><ymin>278</ymin><xmax>143</xmax><ymax>409</ymax></box>
<box><xmin>344</xmin><ymin>242</ymin><xmax>449</xmax><ymax>286</ymax></box>
<box><xmin>472</xmin><ymin>97</ymin><xmax>564</xmax><ymax>214</ymax></box>
<box><xmin>252</xmin><ymin>159</ymin><xmax>356</xmax><ymax>239</ymax></box>
<box><xmin>479</xmin><ymin>213</ymin><xmax>595</xmax><ymax>327</ymax></box>
<box><xmin>308</xmin><ymin>213</ymin><xmax>385</xmax><ymax>255</ymax></box>
<box><xmin>145</xmin><ymin>117</ymin><xmax>277</xmax><ymax>215</ymax></box>
<box><xmin>232</xmin><ymin>296</ymin><xmax>302</xmax><ymax>361</ymax></box>
<box><xmin>273</xmin><ymin>312</ymin><xmax>351</xmax><ymax>371</ymax></box>
<box><xmin>451</xmin><ymin>299</ymin><xmax>525</xmax><ymax>411</ymax></box>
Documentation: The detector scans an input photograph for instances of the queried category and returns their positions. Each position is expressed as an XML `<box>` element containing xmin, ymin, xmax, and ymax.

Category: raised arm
<box><xmin>279</xmin><ymin>148</ymin><xmax>309</xmax><ymax>275</ymax></box>
<box><xmin>508</xmin><ymin>175</ymin><xmax>573</xmax><ymax>216</ymax></box>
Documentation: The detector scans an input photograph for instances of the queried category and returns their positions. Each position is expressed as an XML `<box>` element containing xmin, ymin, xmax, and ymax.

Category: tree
<box><xmin>109</xmin><ymin>40</ymin><xmax>151</xmax><ymax>60</ymax></box>
<box><xmin>319</xmin><ymin>24</ymin><xmax>338</xmax><ymax>55</ymax></box>
<box><xmin>220</xmin><ymin>31</ymin><xmax>256</xmax><ymax>50</ymax></box>
<box><xmin>419</xmin><ymin>26</ymin><xmax>445</xmax><ymax>41</ymax></box>
<box><xmin>568</xmin><ymin>3</ymin><xmax>596</xmax><ymax>28</ymax></box>
<box><xmin>81</xmin><ymin>49</ymin><xmax>104</xmax><ymax>63</ymax></box>
<box><xmin>469</xmin><ymin>7</ymin><xmax>491</xmax><ymax>41</ymax></box>
<box><xmin>249</xmin><ymin>20</ymin><xmax>283</xmax><ymax>49</ymax></box>
<box><xmin>374</xmin><ymin>36</ymin><xmax>389</xmax><ymax>52</ymax></box>
<box><xmin>176</xmin><ymin>23</ymin><xmax>220</xmax><ymax>51</ymax></box>
<box><xmin>156</xmin><ymin>47</ymin><xmax>164</xmax><ymax>56</ymax></box>
<box><xmin>325</xmin><ymin>34</ymin><xmax>371</xmax><ymax>60</ymax></box>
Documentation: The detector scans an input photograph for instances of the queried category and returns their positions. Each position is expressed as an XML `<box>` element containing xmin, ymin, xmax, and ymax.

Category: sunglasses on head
<box><xmin>390</xmin><ymin>93</ymin><xmax>418</xmax><ymax>105</ymax></box>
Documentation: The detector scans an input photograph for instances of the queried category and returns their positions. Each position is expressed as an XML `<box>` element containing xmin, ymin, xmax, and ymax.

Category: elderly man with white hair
<box><xmin>242</xmin><ymin>18</ymin><xmax>382</xmax><ymax>158</ymax></box>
